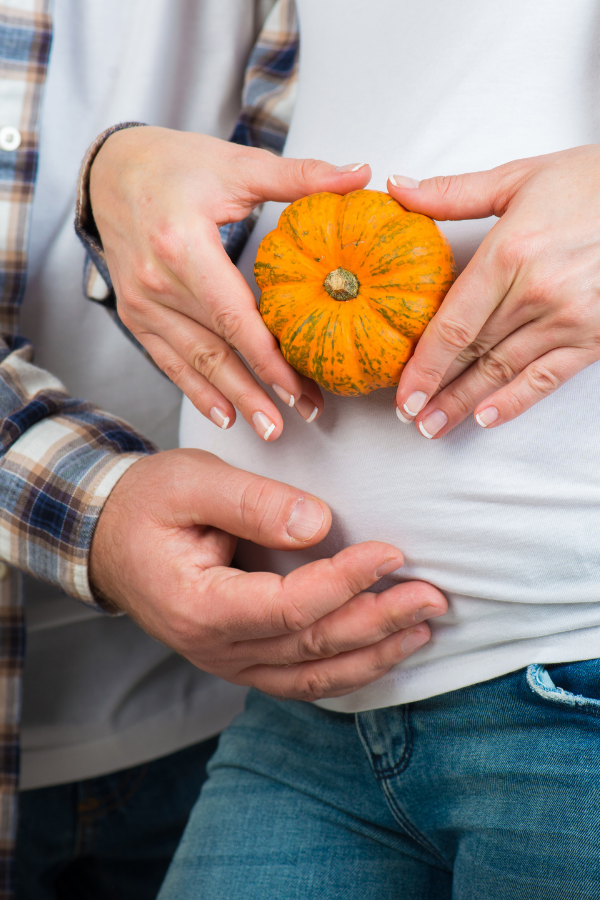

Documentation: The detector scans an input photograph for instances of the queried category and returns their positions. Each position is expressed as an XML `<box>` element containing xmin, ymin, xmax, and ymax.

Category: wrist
<box><xmin>77</xmin><ymin>122</ymin><xmax>147</xmax><ymax>251</ymax></box>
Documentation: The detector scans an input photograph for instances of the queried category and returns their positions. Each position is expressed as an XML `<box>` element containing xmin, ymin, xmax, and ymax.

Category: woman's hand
<box><xmin>388</xmin><ymin>145</ymin><xmax>600</xmax><ymax>438</ymax></box>
<box><xmin>90</xmin><ymin>126</ymin><xmax>371</xmax><ymax>441</ymax></box>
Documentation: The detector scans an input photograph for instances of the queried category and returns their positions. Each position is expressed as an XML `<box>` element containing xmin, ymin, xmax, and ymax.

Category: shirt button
<box><xmin>0</xmin><ymin>563</ymin><xmax>9</xmax><ymax>582</ymax></box>
<box><xmin>0</xmin><ymin>126</ymin><xmax>21</xmax><ymax>151</ymax></box>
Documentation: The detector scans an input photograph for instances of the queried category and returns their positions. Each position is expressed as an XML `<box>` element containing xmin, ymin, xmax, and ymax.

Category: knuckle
<box><xmin>131</xmin><ymin>260</ymin><xmax>172</xmax><ymax>297</ymax></box>
<box><xmin>331</xmin><ymin>561</ymin><xmax>367</xmax><ymax>600</ymax></box>
<box><xmin>478</xmin><ymin>350</ymin><xmax>517</xmax><ymax>385</ymax></box>
<box><xmin>527</xmin><ymin>363</ymin><xmax>561</xmax><ymax>395</ymax></box>
<box><xmin>434</xmin><ymin>317</ymin><xmax>473</xmax><ymax>352</ymax></box>
<box><xmin>192</xmin><ymin>344</ymin><xmax>231</xmax><ymax>380</ymax></box>
<box><xmin>501</xmin><ymin>387</ymin><xmax>525</xmax><ymax>417</ymax></box>
<box><xmin>412</xmin><ymin>361</ymin><xmax>446</xmax><ymax>384</ymax></box>
<box><xmin>429</xmin><ymin>174</ymin><xmax>464</xmax><ymax>202</ymax></box>
<box><xmin>551</xmin><ymin>299</ymin><xmax>592</xmax><ymax>333</ymax></box>
<box><xmin>148</xmin><ymin>223</ymin><xmax>184</xmax><ymax>267</ymax></box>
<box><xmin>496</xmin><ymin>230</ymin><xmax>548</xmax><ymax>273</ymax></box>
<box><xmin>278</xmin><ymin>596</ymin><xmax>314</xmax><ymax>633</ymax></box>
<box><xmin>249</xmin><ymin>348</ymin><xmax>277</xmax><ymax>382</ymax></box>
<box><xmin>161</xmin><ymin>358</ymin><xmax>188</xmax><ymax>385</ymax></box>
<box><xmin>518</xmin><ymin>274</ymin><xmax>559</xmax><ymax>315</ymax></box>
<box><xmin>232</xmin><ymin>387</ymin><xmax>258</xmax><ymax>411</ymax></box>
<box><xmin>117</xmin><ymin>284</ymin><xmax>150</xmax><ymax>319</ymax></box>
<box><xmin>294</xmin><ymin>668</ymin><xmax>333</xmax><ymax>702</ymax></box>
<box><xmin>239</xmin><ymin>477</ymin><xmax>285</xmax><ymax>544</ymax></box>
<box><xmin>295</xmin><ymin>157</ymin><xmax>322</xmax><ymax>183</ymax></box>
<box><xmin>212</xmin><ymin>306</ymin><xmax>244</xmax><ymax>345</ymax></box>
<box><xmin>457</xmin><ymin>339</ymin><xmax>488</xmax><ymax>366</ymax></box>
<box><xmin>298</xmin><ymin>624</ymin><xmax>331</xmax><ymax>660</ymax></box>
<box><xmin>446</xmin><ymin>386</ymin><xmax>474</xmax><ymax>416</ymax></box>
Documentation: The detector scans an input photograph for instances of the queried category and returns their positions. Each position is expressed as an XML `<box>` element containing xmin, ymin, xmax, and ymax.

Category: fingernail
<box><xmin>403</xmin><ymin>391</ymin><xmax>427</xmax><ymax>416</ymax></box>
<box><xmin>209</xmin><ymin>407</ymin><xmax>230</xmax><ymax>430</ymax></box>
<box><xmin>252</xmin><ymin>411</ymin><xmax>276</xmax><ymax>441</ymax></box>
<box><xmin>414</xmin><ymin>605</ymin><xmax>441</xmax><ymax>623</ymax></box>
<box><xmin>395</xmin><ymin>406</ymin><xmax>412</xmax><ymax>425</ymax></box>
<box><xmin>375</xmin><ymin>556</ymin><xmax>402</xmax><ymax>578</ymax></box>
<box><xmin>401</xmin><ymin>629</ymin><xmax>429</xmax><ymax>654</ymax></box>
<box><xmin>475</xmin><ymin>406</ymin><xmax>499</xmax><ymax>428</ymax></box>
<box><xmin>272</xmin><ymin>384</ymin><xmax>295</xmax><ymax>408</ymax></box>
<box><xmin>287</xmin><ymin>498</ymin><xmax>324</xmax><ymax>541</ymax></box>
<box><xmin>333</xmin><ymin>163</ymin><xmax>368</xmax><ymax>173</ymax></box>
<box><xmin>418</xmin><ymin>409</ymin><xmax>448</xmax><ymax>439</ymax></box>
<box><xmin>296</xmin><ymin>395</ymin><xmax>319</xmax><ymax>423</ymax></box>
<box><xmin>389</xmin><ymin>175</ymin><xmax>420</xmax><ymax>189</ymax></box>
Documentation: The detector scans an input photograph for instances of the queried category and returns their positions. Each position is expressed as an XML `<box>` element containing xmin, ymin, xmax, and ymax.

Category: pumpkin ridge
<box><xmin>255</xmin><ymin>231</ymin><xmax>326</xmax><ymax>287</ymax></box>
<box><xmin>255</xmin><ymin>189</ymin><xmax>455</xmax><ymax>396</ymax></box>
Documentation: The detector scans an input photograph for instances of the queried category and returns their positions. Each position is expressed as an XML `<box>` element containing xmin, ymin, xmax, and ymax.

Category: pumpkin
<box><xmin>255</xmin><ymin>189</ymin><xmax>456</xmax><ymax>396</ymax></box>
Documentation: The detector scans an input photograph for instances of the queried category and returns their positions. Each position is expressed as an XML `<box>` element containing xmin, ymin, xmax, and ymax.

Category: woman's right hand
<box><xmin>90</xmin><ymin>126</ymin><xmax>371</xmax><ymax>441</ymax></box>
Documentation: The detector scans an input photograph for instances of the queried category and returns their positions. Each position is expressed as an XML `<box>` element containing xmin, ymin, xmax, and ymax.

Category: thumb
<box><xmin>156</xmin><ymin>448</ymin><xmax>332</xmax><ymax>549</ymax></box>
<box><xmin>386</xmin><ymin>159</ymin><xmax>531</xmax><ymax>221</ymax></box>
<box><xmin>239</xmin><ymin>151</ymin><xmax>372</xmax><ymax>205</ymax></box>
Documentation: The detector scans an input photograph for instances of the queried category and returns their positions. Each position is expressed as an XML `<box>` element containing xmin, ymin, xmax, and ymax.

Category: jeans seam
<box><xmin>355</xmin><ymin>708</ymin><xmax>449</xmax><ymax>869</ymax></box>
<box><xmin>526</xmin><ymin>663</ymin><xmax>600</xmax><ymax>719</ymax></box>
<box><xmin>378</xmin><ymin>777</ymin><xmax>450</xmax><ymax>869</ymax></box>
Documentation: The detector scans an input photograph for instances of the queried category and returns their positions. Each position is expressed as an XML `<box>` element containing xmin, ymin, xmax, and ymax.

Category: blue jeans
<box><xmin>15</xmin><ymin>737</ymin><xmax>218</xmax><ymax>900</ymax></box>
<box><xmin>159</xmin><ymin>661</ymin><xmax>600</xmax><ymax>900</ymax></box>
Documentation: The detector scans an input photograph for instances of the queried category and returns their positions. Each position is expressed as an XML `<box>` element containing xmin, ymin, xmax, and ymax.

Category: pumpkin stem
<box><xmin>323</xmin><ymin>267</ymin><xmax>359</xmax><ymax>301</ymax></box>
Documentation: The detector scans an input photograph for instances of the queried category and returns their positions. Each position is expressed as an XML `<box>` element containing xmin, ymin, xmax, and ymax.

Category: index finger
<box><xmin>196</xmin><ymin>541</ymin><xmax>403</xmax><ymax>641</ymax></box>
<box><xmin>181</xmin><ymin>224</ymin><xmax>306</xmax><ymax>405</ymax></box>
<box><xmin>395</xmin><ymin>238</ymin><xmax>510</xmax><ymax>420</ymax></box>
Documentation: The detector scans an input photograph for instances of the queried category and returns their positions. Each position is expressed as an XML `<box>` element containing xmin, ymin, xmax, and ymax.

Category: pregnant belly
<box><xmin>180</xmin><ymin>365</ymin><xmax>600</xmax><ymax>608</ymax></box>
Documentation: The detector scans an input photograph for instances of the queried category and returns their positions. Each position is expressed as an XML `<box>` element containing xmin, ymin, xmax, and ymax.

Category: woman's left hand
<box><xmin>388</xmin><ymin>145</ymin><xmax>600</xmax><ymax>438</ymax></box>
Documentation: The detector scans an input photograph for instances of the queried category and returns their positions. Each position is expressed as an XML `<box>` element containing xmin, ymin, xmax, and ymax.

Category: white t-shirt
<box><xmin>181</xmin><ymin>0</ymin><xmax>600</xmax><ymax>714</ymax></box>
<box><xmin>18</xmin><ymin>0</ymin><xmax>270</xmax><ymax>789</ymax></box>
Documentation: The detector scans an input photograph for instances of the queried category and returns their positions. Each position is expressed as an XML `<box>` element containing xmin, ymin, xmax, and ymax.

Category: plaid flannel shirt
<box><xmin>0</xmin><ymin>0</ymin><xmax>299</xmax><ymax>894</ymax></box>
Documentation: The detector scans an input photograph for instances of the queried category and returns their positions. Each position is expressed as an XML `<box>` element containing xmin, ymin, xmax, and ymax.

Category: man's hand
<box><xmin>90</xmin><ymin>450</ymin><xmax>446</xmax><ymax>701</ymax></box>
<box><xmin>388</xmin><ymin>145</ymin><xmax>600</xmax><ymax>437</ymax></box>
<box><xmin>90</xmin><ymin>127</ymin><xmax>371</xmax><ymax>441</ymax></box>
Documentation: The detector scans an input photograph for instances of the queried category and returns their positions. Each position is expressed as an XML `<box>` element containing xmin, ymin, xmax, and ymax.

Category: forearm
<box><xmin>0</xmin><ymin>335</ymin><xmax>155</xmax><ymax>607</ymax></box>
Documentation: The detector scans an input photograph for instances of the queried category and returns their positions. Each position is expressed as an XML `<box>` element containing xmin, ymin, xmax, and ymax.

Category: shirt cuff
<box><xmin>75</xmin><ymin>121</ymin><xmax>147</xmax><ymax>295</ymax></box>
<box><xmin>0</xmin><ymin>341</ymin><xmax>156</xmax><ymax>612</ymax></box>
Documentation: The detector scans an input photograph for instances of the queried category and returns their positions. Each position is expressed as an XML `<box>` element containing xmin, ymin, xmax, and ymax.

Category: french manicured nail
<box><xmin>272</xmin><ymin>384</ymin><xmax>295</xmax><ymax>407</ymax></box>
<box><xmin>403</xmin><ymin>391</ymin><xmax>427</xmax><ymax>416</ymax></box>
<box><xmin>209</xmin><ymin>407</ymin><xmax>230</xmax><ymax>430</ymax></box>
<box><xmin>401</xmin><ymin>629</ymin><xmax>429</xmax><ymax>654</ymax></box>
<box><xmin>287</xmin><ymin>498</ymin><xmax>324</xmax><ymax>541</ymax></box>
<box><xmin>395</xmin><ymin>406</ymin><xmax>412</xmax><ymax>424</ymax></box>
<box><xmin>375</xmin><ymin>556</ymin><xmax>403</xmax><ymax>578</ymax></box>
<box><xmin>252</xmin><ymin>411</ymin><xmax>276</xmax><ymax>441</ymax></box>
<box><xmin>389</xmin><ymin>175</ymin><xmax>420</xmax><ymax>189</ymax></box>
<box><xmin>414</xmin><ymin>605</ymin><xmax>441</xmax><ymax>623</ymax></box>
<box><xmin>296</xmin><ymin>395</ymin><xmax>319</xmax><ymax>423</ymax></box>
<box><xmin>333</xmin><ymin>163</ymin><xmax>368</xmax><ymax>173</ymax></box>
<box><xmin>418</xmin><ymin>409</ymin><xmax>448</xmax><ymax>439</ymax></box>
<box><xmin>475</xmin><ymin>406</ymin><xmax>499</xmax><ymax>428</ymax></box>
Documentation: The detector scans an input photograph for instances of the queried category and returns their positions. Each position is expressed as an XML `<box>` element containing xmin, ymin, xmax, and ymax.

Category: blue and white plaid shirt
<box><xmin>0</xmin><ymin>0</ymin><xmax>298</xmax><ymax>893</ymax></box>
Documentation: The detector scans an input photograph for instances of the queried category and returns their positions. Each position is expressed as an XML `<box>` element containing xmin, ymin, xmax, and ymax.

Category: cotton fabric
<box><xmin>181</xmin><ymin>0</ymin><xmax>600</xmax><ymax>712</ymax></box>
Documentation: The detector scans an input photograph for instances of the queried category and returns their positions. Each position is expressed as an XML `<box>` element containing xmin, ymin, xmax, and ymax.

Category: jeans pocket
<box><xmin>526</xmin><ymin>661</ymin><xmax>600</xmax><ymax>719</ymax></box>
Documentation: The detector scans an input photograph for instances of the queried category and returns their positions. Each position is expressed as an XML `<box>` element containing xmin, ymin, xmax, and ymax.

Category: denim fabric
<box><xmin>160</xmin><ymin>661</ymin><xmax>600</xmax><ymax>900</ymax></box>
<box><xmin>15</xmin><ymin>736</ymin><xmax>218</xmax><ymax>900</ymax></box>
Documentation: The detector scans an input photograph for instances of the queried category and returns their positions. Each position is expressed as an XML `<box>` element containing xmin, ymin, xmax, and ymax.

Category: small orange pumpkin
<box><xmin>255</xmin><ymin>190</ymin><xmax>455</xmax><ymax>396</ymax></box>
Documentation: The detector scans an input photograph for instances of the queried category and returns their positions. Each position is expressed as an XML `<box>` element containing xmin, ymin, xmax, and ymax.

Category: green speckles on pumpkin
<box><xmin>256</xmin><ymin>189</ymin><xmax>455</xmax><ymax>396</ymax></box>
